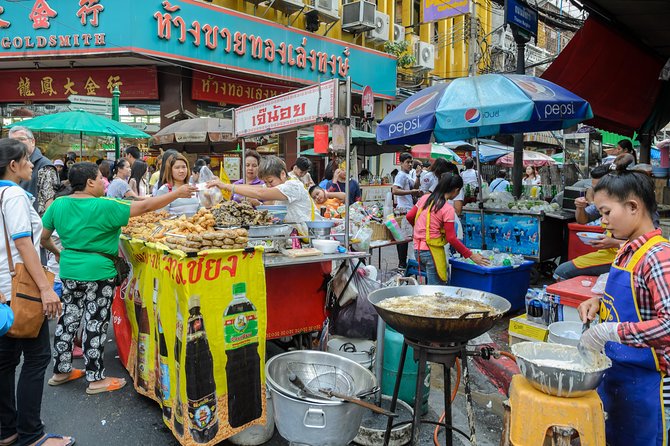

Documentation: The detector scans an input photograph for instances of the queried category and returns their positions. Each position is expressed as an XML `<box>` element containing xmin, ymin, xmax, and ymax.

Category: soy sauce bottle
<box><xmin>173</xmin><ymin>297</ymin><xmax>185</xmax><ymax>437</ymax></box>
<box><xmin>185</xmin><ymin>295</ymin><xmax>219</xmax><ymax>443</ymax></box>
<box><xmin>153</xmin><ymin>279</ymin><xmax>162</xmax><ymax>404</ymax></box>
<box><xmin>224</xmin><ymin>283</ymin><xmax>262</xmax><ymax>427</ymax></box>
<box><xmin>157</xmin><ymin>292</ymin><xmax>172</xmax><ymax>421</ymax></box>
<box><xmin>136</xmin><ymin>278</ymin><xmax>150</xmax><ymax>392</ymax></box>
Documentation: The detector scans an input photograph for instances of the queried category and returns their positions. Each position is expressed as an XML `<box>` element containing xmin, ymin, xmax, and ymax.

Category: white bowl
<box><xmin>576</xmin><ymin>232</ymin><xmax>605</xmax><ymax>245</ymax></box>
<box><xmin>312</xmin><ymin>239</ymin><xmax>340</xmax><ymax>254</ymax></box>
<box><xmin>548</xmin><ymin>321</ymin><xmax>583</xmax><ymax>347</ymax></box>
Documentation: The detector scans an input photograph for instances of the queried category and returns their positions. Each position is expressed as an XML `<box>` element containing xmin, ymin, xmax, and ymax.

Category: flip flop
<box><xmin>33</xmin><ymin>433</ymin><xmax>75</xmax><ymax>446</ymax></box>
<box><xmin>86</xmin><ymin>377</ymin><xmax>127</xmax><ymax>395</ymax></box>
<box><xmin>0</xmin><ymin>433</ymin><xmax>17</xmax><ymax>446</ymax></box>
<box><xmin>47</xmin><ymin>369</ymin><xmax>85</xmax><ymax>386</ymax></box>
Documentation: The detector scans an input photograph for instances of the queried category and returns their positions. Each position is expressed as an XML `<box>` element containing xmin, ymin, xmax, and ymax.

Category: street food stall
<box><xmin>111</xmin><ymin>79</ymin><xmax>374</xmax><ymax>445</ymax></box>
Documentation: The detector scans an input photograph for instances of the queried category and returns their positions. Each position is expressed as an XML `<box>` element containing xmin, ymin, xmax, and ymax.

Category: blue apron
<box><xmin>599</xmin><ymin>235</ymin><xmax>667</xmax><ymax>446</ymax></box>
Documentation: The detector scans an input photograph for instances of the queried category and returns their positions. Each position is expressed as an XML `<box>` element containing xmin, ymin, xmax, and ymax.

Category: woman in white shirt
<box><xmin>0</xmin><ymin>138</ymin><xmax>73</xmax><ymax>446</ymax></box>
<box><xmin>128</xmin><ymin>160</ymin><xmax>148</xmax><ymax>197</ymax></box>
<box><xmin>522</xmin><ymin>165</ymin><xmax>541</xmax><ymax>186</ymax></box>
<box><xmin>156</xmin><ymin>153</ymin><xmax>201</xmax><ymax>216</ymax></box>
<box><xmin>208</xmin><ymin>155</ymin><xmax>316</xmax><ymax>233</ymax></box>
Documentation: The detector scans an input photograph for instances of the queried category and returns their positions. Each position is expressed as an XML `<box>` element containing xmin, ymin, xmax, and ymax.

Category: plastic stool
<box><xmin>504</xmin><ymin>375</ymin><xmax>606</xmax><ymax>446</ymax></box>
<box><xmin>405</xmin><ymin>259</ymin><xmax>426</xmax><ymax>281</ymax></box>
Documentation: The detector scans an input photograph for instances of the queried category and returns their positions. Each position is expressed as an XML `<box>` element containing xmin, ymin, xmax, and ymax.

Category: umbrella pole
<box><xmin>80</xmin><ymin>132</ymin><xmax>83</xmax><ymax>160</ymax></box>
<box><xmin>474</xmin><ymin>136</ymin><xmax>486</xmax><ymax>250</ymax></box>
<box><xmin>241</xmin><ymin>139</ymin><xmax>246</xmax><ymax>185</ymax></box>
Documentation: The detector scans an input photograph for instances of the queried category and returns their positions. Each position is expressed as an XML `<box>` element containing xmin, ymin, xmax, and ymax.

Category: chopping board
<box><xmin>285</xmin><ymin>248</ymin><xmax>323</xmax><ymax>258</ymax></box>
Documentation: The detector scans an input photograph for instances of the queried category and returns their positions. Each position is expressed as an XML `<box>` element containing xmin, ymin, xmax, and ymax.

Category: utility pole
<box><xmin>112</xmin><ymin>86</ymin><xmax>121</xmax><ymax>160</ymax></box>
<box><xmin>511</xmin><ymin>26</ymin><xmax>529</xmax><ymax>198</ymax></box>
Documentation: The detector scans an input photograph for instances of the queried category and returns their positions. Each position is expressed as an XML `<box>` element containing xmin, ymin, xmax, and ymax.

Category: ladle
<box><xmin>288</xmin><ymin>373</ymin><xmax>396</xmax><ymax>417</ymax></box>
<box><xmin>577</xmin><ymin>320</ymin><xmax>598</xmax><ymax>366</ymax></box>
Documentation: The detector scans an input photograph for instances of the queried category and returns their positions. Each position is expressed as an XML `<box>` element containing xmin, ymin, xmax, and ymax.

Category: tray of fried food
<box><xmin>199</xmin><ymin>228</ymin><xmax>249</xmax><ymax>250</ymax></box>
<box><xmin>158</xmin><ymin>210</ymin><xmax>215</xmax><ymax>235</ymax></box>
<box><xmin>211</xmin><ymin>201</ymin><xmax>273</xmax><ymax>227</ymax></box>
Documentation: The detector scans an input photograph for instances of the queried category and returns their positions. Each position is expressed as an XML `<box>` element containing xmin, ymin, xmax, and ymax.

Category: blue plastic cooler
<box><xmin>449</xmin><ymin>259</ymin><xmax>534</xmax><ymax>311</ymax></box>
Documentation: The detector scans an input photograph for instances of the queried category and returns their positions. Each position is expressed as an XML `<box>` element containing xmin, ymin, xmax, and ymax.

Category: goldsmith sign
<box><xmin>0</xmin><ymin>0</ymin><xmax>396</xmax><ymax>98</ymax></box>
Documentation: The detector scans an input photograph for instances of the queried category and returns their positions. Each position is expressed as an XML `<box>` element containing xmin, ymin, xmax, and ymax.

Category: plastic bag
<box><xmin>330</xmin><ymin>261</ymin><xmax>358</xmax><ymax>307</ymax></box>
<box><xmin>384</xmin><ymin>215</ymin><xmax>405</xmax><ymax>241</ymax></box>
<box><xmin>332</xmin><ymin>262</ymin><xmax>381</xmax><ymax>340</ymax></box>
<box><xmin>383</xmin><ymin>191</ymin><xmax>394</xmax><ymax>218</ymax></box>
<box><xmin>197</xmin><ymin>166</ymin><xmax>223</xmax><ymax>208</ymax></box>
<box><xmin>352</xmin><ymin>226</ymin><xmax>373</xmax><ymax>252</ymax></box>
<box><xmin>591</xmin><ymin>272</ymin><xmax>608</xmax><ymax>295</ymax></box>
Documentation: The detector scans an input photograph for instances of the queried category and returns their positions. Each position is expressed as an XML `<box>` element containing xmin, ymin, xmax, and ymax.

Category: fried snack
<box><xmin>211</xmin><ymin>201</ymin><xmax>273</xmax><ymax>227</ymax></box>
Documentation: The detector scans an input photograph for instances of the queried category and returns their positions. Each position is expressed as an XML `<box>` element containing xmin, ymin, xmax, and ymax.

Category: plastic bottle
<box><xmin>186</xmin><ymin>295</ymin><xmax>219</xmax><ymax>443</ymax></box>
<box><xmin>525</xmin><ymin>288</ymin><xmax>544</xmax><ymax>324</ymax></box>
<box><xmin>224</xmin><ymin>283</ymin><xmax>262</xmax><ymax>428</ymax></box>
<box><xmin>541</xmin><ymin>285</ymin><xmax>551</xmax><ymax>325</ymax></box>
<box><xmin>157</xmin><ymin>296</ymin><xmax>172</xmax><ymax>422</ymax></box>
<box><xmin>135</xmin><ymin>278</ymin><xmax>150</xmax><ymax>392</ymax></box>
<box><xmin>153</xmin><ymin>279</ymin><xmax>162</xmax><ymax>404</ymax></box>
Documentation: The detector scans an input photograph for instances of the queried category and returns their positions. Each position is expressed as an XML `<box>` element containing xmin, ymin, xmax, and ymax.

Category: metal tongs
<box><xmin>577</xmin><ymin>320</ymin><xmax>598</xmax><ymax>366</ymax></box>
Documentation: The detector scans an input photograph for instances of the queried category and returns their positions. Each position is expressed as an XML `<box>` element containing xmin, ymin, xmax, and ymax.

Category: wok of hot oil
<box><xmin>377</xmin><ymin>294</ymin><xmax>497</xmax><ymax>318</ymax></box>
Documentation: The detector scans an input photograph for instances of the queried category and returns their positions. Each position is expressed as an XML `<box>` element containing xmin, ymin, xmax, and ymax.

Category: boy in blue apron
<box><xmin>578</xmin><ymin>167</ymin><xmax>670</xmax><ymax>446</ymax></box>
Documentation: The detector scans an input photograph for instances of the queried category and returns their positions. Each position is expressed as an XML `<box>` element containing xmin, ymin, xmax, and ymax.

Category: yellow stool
<box><xmin>505</xmin><ymin>375</ymin><xmax>606</xmax><ymax>446</ymax></box>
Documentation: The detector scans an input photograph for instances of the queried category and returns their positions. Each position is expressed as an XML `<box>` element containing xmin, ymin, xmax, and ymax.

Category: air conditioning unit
<box><xmin>393</xmin><ymin>23</ymin><xmax>405</xmax><ymax>42</ymax></box>
<box><xmin>313</xmin><ymin>0</ymin><xmax>339</xmax><ymax>20</ymax></box>
<box><xmin>341</xmin><ymin>1</ymin><xmax>376</xmax><ymax>33</ymax></box>
<box><xmin>413</xmin><ymin>41</ymin><xmax>435</xmax><ymax>71</ymax></box>
<box><xmin>367</xmin><ymin>11</ymin><xmax>389</xmax><ymax>42</ymax></box>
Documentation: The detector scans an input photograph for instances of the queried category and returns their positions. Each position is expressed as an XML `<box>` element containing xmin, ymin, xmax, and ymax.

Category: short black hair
<box><xmin>590</xmin><ymin>164</ymin><xmax>610</xmax><ymax>179</ymax></box>
<box><xmin>68</xmin><ymin>162</ymin><xmax>99</xmax><ymax>192</ymax></box>
<box><xmin>200</xmin><ymin>155</ymin><xmax>211</xmax><ymax>165</ymax></box>
<box><xmin>617</xmin><ymin>139</ymin><xmax>633</xmax><ymax>153</ymax></box>
<box><xmin>497</xmin><ymin>170</ymin><xmax>507</xmax><ymax>179</ymax></box>
<box><xmin>0</xmin><ymin>138</ymin><xmax>27</xmax><ymax>178</ymax></box>
<box><xmin>295</xmin><ymin>156</ymin><xmax>311</xmax><ymax>171</ymax></box>
<box><xmin>594</xmin><ymin>168</ymin><xmax>656</xmax><ymax>218</ymax></box>
<box><xmin>464</xmin><ymin>158</ymin><xmax>474</xmax><ymax>169</ymax></box>
<box><xmin>399</xmin><ymin>152</ymin><xmax>412</xmax><ymax>163</ymax></box>
<box><xmin>124</xmin><ymin>146</ymin><xmax>141</xmax><ymax>160</ymax></box>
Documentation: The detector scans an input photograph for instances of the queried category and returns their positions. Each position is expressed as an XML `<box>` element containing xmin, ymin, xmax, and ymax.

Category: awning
<box><xmin>542</xmin><ymin>17</ymin><xmax>665</xmax><ymax>137</ymax></box>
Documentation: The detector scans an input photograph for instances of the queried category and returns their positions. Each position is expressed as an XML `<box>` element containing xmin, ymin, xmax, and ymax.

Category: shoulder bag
<box><xmin>0</xmin><ymin>187</ymin><xmax>54</xmax><ymax>338</ymax></box>
<box><xmin>68</xmin><ymin>248</ymin><xmax>130</xmax><ymax>286</ymax></box>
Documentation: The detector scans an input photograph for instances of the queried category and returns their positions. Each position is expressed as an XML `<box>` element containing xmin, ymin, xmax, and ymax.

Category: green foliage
<box><xmin>384</xmin><ymin>40</ymin><xmax>416</xmax><ymax>69</ymax></box>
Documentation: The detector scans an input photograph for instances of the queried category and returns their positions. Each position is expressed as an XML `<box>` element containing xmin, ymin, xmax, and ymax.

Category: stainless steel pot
<box><xmin>266</xmin><ymin>351</ymin><xmax>378</xmax><ymax>445</ymax></box>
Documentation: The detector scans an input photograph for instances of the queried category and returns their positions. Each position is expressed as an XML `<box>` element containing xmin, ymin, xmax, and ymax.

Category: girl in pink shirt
<box><xmin>406</xmin><ymin>173</ymin><xmax>488</xmax><ymax>284</ymax></box>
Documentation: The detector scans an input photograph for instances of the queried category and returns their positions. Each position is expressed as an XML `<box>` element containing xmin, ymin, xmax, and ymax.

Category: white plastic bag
<box><xmin>352</xmin><ymin>226</ymin><xmax>373</xmax><ymax>252</ymax></box>
<box><xmin>591</xmin><ymin>273</ymin><xmax>609</xmax><ymax>295</ymax></box>
<box><xmin>197</xmin><ymin>166</ymin><xmax>223</xmax><ymax>208</ymax></box>
<box><xmin>383</xmin><ymin>191</ymin><xmax>394</xmax><ymax>218</ymax></box>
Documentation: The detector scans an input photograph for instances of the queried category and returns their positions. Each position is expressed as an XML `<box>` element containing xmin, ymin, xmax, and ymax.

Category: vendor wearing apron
<box><xmin>578</xmin><ymin>167</ymin><xmax>670</xmax><ymax>446</ymax></box>
<box><xmin>405</xmin><ymin>173</ymin><xmax>488</xmax><ymax>285</ymax></box>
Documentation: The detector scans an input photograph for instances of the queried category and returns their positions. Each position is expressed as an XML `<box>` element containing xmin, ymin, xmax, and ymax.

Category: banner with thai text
<box><xmin>191</xmin><ymin>71</ymin><xmax>291</xmax><ymax>105</ymax></box>
<box><xmin>119</xmin><ymin>239</ymin><xmax>267</xmax><ymax>446</ymax></box>
<box><xmin>422</xmin><ymin>0</ymin><xmax>469</xmax><ymax>23</ymax></box>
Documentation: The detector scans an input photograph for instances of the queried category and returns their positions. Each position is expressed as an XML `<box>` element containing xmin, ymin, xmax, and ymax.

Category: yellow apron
<box><xmin>416</xmin><ymin>204</ymin><xmax>449</xmax><ymax>282</ymax></box>
<box><xmin>573</xmin><ymin>229</ymin><xmax>619</xmax><ymax>269</ymax></box>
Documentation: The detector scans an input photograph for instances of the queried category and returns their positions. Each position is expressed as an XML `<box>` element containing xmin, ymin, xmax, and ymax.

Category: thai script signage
<box><xmin>0</xmin><ymin>67</ymin><xmax>158</xmax><ymax>102</ymax></box>
<box><xmin>234</xmin><ymin>79</ymin><xmax>338</xmax><ymax>137</ymax></box>
<box><xmin>0</xmin><ymin>0</ymin><xmax>396</xmax><ymax>99</ymax></box>
<box><xmin>422</xmin><ymin>0</ymin><xmax>469</xmax><ymax>23</ymax></box>
<box><xmin>191</xmin><ymin>71</ymin><xmax>291</xmax><ymax>106</ymax></box>
<box><xmin>504</xmin><ymin>0</ymin><xmax>538</xmax><ymax>37</ymax></box>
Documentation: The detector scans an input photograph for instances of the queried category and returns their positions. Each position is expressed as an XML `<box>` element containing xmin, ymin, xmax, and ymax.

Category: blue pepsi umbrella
<box><xmin>376</xmin><ymin>74</ymin><xmax>593</xmax><ymax>144</ymax></box>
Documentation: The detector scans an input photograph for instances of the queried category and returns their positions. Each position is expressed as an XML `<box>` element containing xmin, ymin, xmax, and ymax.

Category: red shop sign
<box><xmin>0</xmin><ymin>66</ymin><xmax>159</xmax><ymax>102</ymax></box>
<box><xmin>313</xmin><ymin>124</ymin><xmax>329</xmax><ymax>154</ymax></box>
<box><xmin>192</xmin><ymin>71</ymin><xmax>292</xmax><ymax>106</ymax></box>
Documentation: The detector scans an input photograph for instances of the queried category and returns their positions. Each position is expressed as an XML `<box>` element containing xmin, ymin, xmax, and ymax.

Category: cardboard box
<box><xmin>508</xmin><ymin>314</ymin><xmax>549</xmax><ymax>344</ymax></box>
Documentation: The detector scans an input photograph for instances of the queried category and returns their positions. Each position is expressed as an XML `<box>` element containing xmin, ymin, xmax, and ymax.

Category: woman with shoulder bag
<box><xmin>0</xmin><ymin>138</ymin><xmax>75</xmax><ymax>446</ymax></box>
<box><xmin>40</xmin><ymin>162</ymin><xmax>196</xmax><ymax>395</ymax></box>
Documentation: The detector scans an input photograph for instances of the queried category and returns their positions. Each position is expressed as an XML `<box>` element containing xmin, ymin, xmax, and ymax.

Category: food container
<box><xmin>306</xmin><ymin>220</ymin><xmax>336</xmax><ymax>239</ymax></box>
<box><xmin>312</xmin><ymin>239</ymin><xmax>340</xmax><ymax>254</ymax></box>
<box><xmin>266</xmin><ymin>351</ymin><xmax>377</xmax><ymax>446</ymax></box>
<box><xmin>247</xmin><ymin>224</ymin><xmax>292</xmax><ymax>238</ymax></box>
<box><xmin>576</xmin><ymin>232</ymin><xmax>605</xmax><ymax>245</ymax></box>
<box><xmin>547</xmin><ymin>321</ymin><xmax>582</xmax><ymax>347</ymax></box>
<box><xmin>511</xmin><ymin>341</ymin><xmax>611</xmax><ymax>398</ymax></box>
<box><xmin>257</xmin><ymin>205</ymin><xmax>288</xmax><ymax>223</ymax></box>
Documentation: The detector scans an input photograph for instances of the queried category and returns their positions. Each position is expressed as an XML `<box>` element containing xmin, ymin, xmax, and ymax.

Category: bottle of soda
<box><xmin>224</xmin><ymin>283</ymin><xmax>262</xmax><ymax>428</ymax></box>
<box><xmin>152</xmin><ymin>279</ymin><xmax>162</xmax><ymax>404</ymax></box>
<box><xmin>136</xmin><ymin>279</ymin><xmax>150</xmax><ymax>392</ymax></box>
<box><xmin>185</xmin><ymin>295</ymin><xmax>219</xmax><ymax>443</ymax></box>
<box><xmin>157</xmin><ymin>287</ymin><xmax>172</xmax><ymax>421</ymax></box>
<box><xmin>173</xmin><ymin>296</ymin><xmax>185</xmax><ymax>437</ymax></box>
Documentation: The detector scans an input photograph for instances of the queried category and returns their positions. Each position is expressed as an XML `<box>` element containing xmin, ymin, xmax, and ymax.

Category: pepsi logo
<box><xmin>405</xmin><ymin>91</ymin><xmax>439</xmax><ymax>115</ymax></box>
<box><xmin>465</xmin><ymin>108</ymin><xmax>481</xmax><ymax>124</ymax></box>
<box><xmin>517</xmin><ymin>80</ymin><xmax>555</xmax><ymax>97</ymax></box>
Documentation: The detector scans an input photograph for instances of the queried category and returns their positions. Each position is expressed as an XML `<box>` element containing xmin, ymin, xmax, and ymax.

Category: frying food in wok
<box><xmin>377</xmin><ymin>294</ymin><xmax>497</xmax><ymax>319</ymax></box>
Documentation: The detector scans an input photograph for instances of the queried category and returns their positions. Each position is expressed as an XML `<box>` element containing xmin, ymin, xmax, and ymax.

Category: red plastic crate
<box><xmin>546</xmin><ymin>275</ymin><xmax>600</xmax><ymax>308</ymax></box>
<box><xmin>567</xmin><ymin>223</ymin><xmax>606</xmax><ymax>261</ymax></box>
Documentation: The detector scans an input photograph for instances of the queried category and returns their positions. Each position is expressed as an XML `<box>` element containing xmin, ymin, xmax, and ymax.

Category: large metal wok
<box><xmin>368</xmin><ymin>285</ymin><xmax>511</xmax><ymax>343</ymax></box>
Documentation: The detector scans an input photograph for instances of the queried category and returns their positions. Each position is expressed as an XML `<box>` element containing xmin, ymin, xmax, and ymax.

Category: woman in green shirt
<box><xmin>41</xmin><ymin>162</ymin><xmax>196</xmax><ymax>395</ymax></box>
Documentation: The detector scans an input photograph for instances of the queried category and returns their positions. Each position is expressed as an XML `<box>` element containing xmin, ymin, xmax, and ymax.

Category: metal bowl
<box><xmin>511</xmin><ymin>341</ymin><xmax>612</xmax><ymax>398</ymax></box>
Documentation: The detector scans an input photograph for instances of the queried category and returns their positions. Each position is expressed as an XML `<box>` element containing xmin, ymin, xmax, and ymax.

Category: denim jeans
<box><xmin>417</xmin><ymin>250</ymin><xmax>447</xmax><ymax>286</ymax></box>
<box><xmin>0</xmin><ymin>319</ymin><xmax>51</xmax><ymax>446</ymax></box>
<box><xmin>554</xmin><ymin>260</ymin><xmax>611</xmax><ymax>280</ymax></box>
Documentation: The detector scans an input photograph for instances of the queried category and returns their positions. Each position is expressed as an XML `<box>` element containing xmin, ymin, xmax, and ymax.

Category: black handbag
<box><xmin>69</xmin><ymin>249</ymin><xmax>130</xmax><ymax>286</ymax></box>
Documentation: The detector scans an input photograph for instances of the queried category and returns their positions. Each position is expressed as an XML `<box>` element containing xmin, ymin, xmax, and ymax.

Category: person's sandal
<box><xmin>86</xmin><ymin>377</ymin><xmax>127</xmax><ymax>395</ymax></box>
<box><xmin>32</xmin><ymin>433</ymin><xmax>75</xmax><ymax>446</ymax></box>
<box><xmin>47</xmin><ymin>369</ymin><xmax>85</xmax><ymax>386</ymax></box>
<box><xmin>0</xmin><ymin>433</ymin><xmax>17</xmax><ymax>446</ymax></box>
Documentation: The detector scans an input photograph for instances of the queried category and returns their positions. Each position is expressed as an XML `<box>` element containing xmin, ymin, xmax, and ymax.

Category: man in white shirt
<box><xmin>392</xmin><ymin>153</ymin><xmax>421</xmax><ymax>270</ymax></box>
<box><xmin>460</xmin><ymin>157</ymin><xmax>482</xmax><ymax>188</ymax></box>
